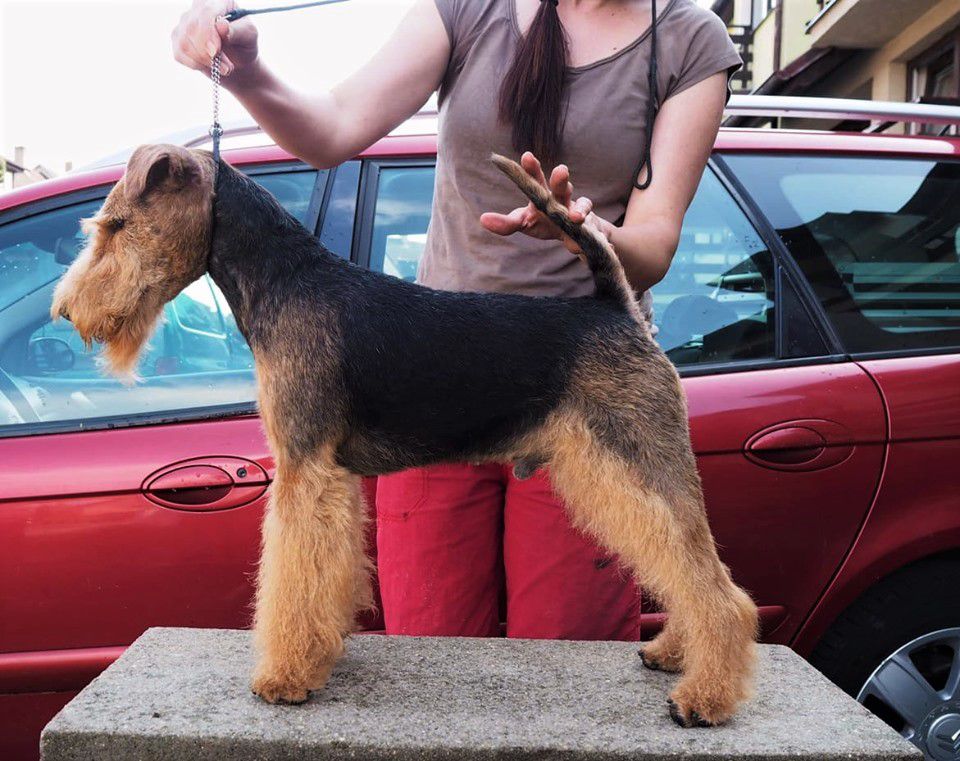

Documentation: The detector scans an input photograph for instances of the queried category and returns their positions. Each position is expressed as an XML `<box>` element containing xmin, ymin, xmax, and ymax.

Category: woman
<box><xmin>173</xmin><ymin>0</ymin><xmax>742</xmax><ymax>641</ymax></box>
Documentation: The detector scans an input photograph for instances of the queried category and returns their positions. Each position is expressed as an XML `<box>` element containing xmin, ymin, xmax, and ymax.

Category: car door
<box><xmin>661</xmin><ymin>162</ymin><xmax>886</xmax><ymax>643</ymax></box>
<box><xmin>726</xmin><ymin>152</ymin><xmax>960</xmax><ymax>660</ymax></box>
<box><xmin>0</xmin><ymin>163</ymin><xmax>323</xmax><ymax>761</ymax></box>
<box><xmin>355</xmin><ymin>156</ymin><xmax>886</xmax><ymax>645</ymax></box>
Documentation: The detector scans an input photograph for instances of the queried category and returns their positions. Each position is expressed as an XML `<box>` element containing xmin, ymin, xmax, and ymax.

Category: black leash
<box><xmin>208</xmin><ymin>0</ymin><xmax>351</xmax><ymax>269</ymax></box>
<box><xmin>224</xmin><ymin>0</ymin><xmax>349</xmax><ymax>22</ymax></box>
<box><xmin>633</xmin><ymin>0</ymin><xmax>658</xmax><ymax>190</ymax></box>
<box><xmin>209</xmin><ymin>0</ymin><xmax>351</xmax><ymax>169</ymax></box>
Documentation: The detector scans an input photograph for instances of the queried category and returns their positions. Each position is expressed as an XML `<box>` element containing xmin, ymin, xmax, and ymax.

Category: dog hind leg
<box><xmin>251</xmin><ymin>454</ymin><xmax>371</xmax><ymax>704</ymax></box>
<box><xmin>543</xmin><ymin>410</ymin><xmax>758</xmax><ymax>726</ymax></box>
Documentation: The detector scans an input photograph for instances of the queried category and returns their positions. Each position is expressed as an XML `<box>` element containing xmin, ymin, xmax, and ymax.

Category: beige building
<box><xmin>713</xmin><ymin>0</ymin><xmax>960</xmax><ymax>132</ymax></box>
<box><xmin>0</xmin><ymin>147</ymin><xmax>56</xmax><ymax>192</ymax></box>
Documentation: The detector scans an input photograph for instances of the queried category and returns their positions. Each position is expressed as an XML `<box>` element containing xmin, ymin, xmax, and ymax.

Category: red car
<box><xmin>2</xmin><ymin>97</ymin><xmax>959</xmax><ymax>760</ymax></box>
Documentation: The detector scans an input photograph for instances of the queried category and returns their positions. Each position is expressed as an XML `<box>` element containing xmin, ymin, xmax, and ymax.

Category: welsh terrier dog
<box><xmin>51</xmin><ymin>144</ymin><xmax>758</xmax><ymax>727</ymax></box>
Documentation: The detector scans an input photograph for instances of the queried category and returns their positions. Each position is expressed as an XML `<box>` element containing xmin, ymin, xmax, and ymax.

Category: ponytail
<box><xmin>498</xmin><ymin>0</ymin><xmax>568</xmax><ymax>167</ymax></box>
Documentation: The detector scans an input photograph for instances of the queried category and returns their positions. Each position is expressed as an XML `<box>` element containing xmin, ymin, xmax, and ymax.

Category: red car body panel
<box><xmin>0</xmin><ymin>135</ymin><xmax>434</xmax><ymax>215</ymax></box>
<box><xmin>4</xmin><ymin>127</ymin><xmax>960</xmax><ymax>216</ymax></box>
<box><xmin>685</xmin><ymin>363</ymin><xmax>886</xmax><ymax>643</ymax></box>
<box><xmin>2</xmin><ymin>128</ymin><xmax>959</xmax><ymax>760</ymax></box>
<box><xmin>0</xmin><ymin>419</ymin><xmax>267</xmax><ymax>654</ymax></box>
<box><xmin>0</xmin><ymin>692</ymin><xmax>80</xmax><ymax>761</ymax></box>
<box><xmin>792</xmin><ymin>354</ymin><xmax>960</xmax><ymax>654</ymax></box>
<box><xmin>715</xmin><ymin>128</ymin><xmax>960</xmax><ymax>156</ymax></box>
<box><xmin>0</xmin><ymin>647</ymin><xmax>125</xmax><ymax>694</ymax></box>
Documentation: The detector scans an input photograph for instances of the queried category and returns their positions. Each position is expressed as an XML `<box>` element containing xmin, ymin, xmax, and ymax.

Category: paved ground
<box><xmin>41</xmin><ymin>627</ymin><xmax>920</xmax><ymax>760</ymax></box>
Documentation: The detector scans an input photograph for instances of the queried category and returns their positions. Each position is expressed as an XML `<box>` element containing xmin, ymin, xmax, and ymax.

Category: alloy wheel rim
<box><xmin>857</xmin><ymin>628</ymin><xmax>960</xmax><ymax>760</ymax></box>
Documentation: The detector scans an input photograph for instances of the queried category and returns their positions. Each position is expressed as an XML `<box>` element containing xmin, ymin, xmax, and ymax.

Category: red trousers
<box><xmin>376</xmin><ymin>462</ymin><xmax>640</xmax><ymax>640</ymax></box>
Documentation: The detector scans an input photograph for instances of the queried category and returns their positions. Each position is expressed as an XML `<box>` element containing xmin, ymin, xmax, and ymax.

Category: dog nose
<box><xmin>59</xmin><ymin>306</ymin><xmax>72</xmax><ymax>323</ymax></box>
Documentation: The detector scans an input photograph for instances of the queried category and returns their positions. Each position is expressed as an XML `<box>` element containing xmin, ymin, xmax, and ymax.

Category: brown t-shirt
<box><xmin>418</xmin><ymin>0</ymin><xmax>742</xmax><ymax>302</ymax></box>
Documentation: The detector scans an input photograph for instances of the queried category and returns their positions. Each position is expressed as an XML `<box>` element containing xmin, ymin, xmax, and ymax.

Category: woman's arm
<box><xmin>606</xmin><ymin>71</ymin><xmax>728</xmax><ymax>290</ymax></box>
<box><xmin>172</xmin><ymin>0</ymin><xmax>450</xmax><ymax>169</ymax></box>
<box><xmin>480</xmin><ymin>71</ymin><xmax>729</xmax><ymax>292</ymax></box>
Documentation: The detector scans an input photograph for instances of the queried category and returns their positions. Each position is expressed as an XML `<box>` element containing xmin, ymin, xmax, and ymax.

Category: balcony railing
<box><xmin>727</xmin><ymin>24</ymin><xmax>754</xmax><ymax>93</ymax></box>
<box><xmin>809</xmin><ymin>0</ymin><xmax>840</xmax><ymax>28</ymax></box>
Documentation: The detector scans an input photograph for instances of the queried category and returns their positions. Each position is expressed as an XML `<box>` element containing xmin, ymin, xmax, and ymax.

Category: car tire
<box><xmin>809</xmin><ymin>556</ymin><xmax>960</xmax><ymax>698</ymax></box>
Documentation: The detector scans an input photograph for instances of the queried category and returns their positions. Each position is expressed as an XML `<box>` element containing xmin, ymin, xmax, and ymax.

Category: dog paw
<box><xmin>638</xmin><ymin>644</ymin><xmax>682</xmax><ymax>673</ymax></box>
<box><xmin>666</xmin><ymin>690</ymin><xmax>733</xmax><ymax>728</ymax></box>
<box><xmin>668</xmin><ymin>698</ymin><xmax>715</xmax><ymax>728</ymax></box>
<box><xmin>251</xmin><ymin>676</ymin><xmax>310</xmax><ymax>705</ymax></box>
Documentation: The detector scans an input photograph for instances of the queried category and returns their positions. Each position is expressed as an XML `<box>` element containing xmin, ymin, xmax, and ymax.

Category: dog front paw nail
<box><xmin>668</xmin><ymin>697</ymin><xmax>721</xmax><ymax>728</ymax></box>
<box><xmin>251</xmin><ymin>677</ymin><xmax>310</xmax><ymax>705</ymax></box>
<box><xmin>690</xmin><ymin>711</ymin><xmax>712</xmax><ymax>728</ymax></box>
<box><xmin>639</xmin><ymin>649</ymin><xmax>661</xmax><ymax>671</ymax></box>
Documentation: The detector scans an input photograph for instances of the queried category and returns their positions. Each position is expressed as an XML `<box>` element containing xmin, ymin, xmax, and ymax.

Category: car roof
<box><xmin>3</xmin><ymin>128</ymin><xmax>960</xmax><ymax>215</ymax></box>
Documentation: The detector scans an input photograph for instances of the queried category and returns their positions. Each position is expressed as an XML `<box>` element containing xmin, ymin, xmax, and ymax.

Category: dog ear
<box><xmin>124</xmin><ymin>144</ymin><xmax>202</xmax><ymax>203</ymax></box>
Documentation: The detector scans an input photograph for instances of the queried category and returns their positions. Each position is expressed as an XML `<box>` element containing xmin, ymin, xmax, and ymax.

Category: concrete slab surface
<box><xmin>41</xmin><ymin>627</ymin><xmax>921</xmax><ymax>760</ymax></box>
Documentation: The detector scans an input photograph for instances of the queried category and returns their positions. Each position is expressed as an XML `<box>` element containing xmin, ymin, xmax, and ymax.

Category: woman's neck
<box><xmin>516</xmin><ymin>0</ymin><xmax>655</xmax><ymax>69</ymax></box>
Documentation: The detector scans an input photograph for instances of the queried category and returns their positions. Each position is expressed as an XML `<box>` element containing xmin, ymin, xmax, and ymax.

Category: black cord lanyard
<box><xmin>633</xmin><ymin>0</ymin><xmax>658</xmax><ymax>190</ymax></box>
<box><xmin>224</xmin><ymin>0</ymin><xmax>349</xmax><ymax>22</ymax></box>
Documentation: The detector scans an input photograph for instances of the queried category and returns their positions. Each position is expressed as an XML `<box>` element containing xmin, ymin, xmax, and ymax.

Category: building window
<box><xmin>752</xmin><ymin>0</ymin><xmax>777</xmax><ymax>28</ymax></box>
<box><xmin>910</xmin><ymin>27</ymin><xmax>960</xmax><ymax>136</ymax></box>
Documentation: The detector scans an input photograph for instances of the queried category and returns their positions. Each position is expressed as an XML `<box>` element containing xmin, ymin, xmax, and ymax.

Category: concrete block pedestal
<box><xmin>41</xmin><ymin>627</ymin><xmax>920</xmax><ymax>760</ymax></box>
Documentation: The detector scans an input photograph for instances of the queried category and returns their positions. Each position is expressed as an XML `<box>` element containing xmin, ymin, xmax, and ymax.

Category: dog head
<box><xmin>51</xmin><ymin>144</ymin><xmax>214</xmax><ymax>380</ymax></box>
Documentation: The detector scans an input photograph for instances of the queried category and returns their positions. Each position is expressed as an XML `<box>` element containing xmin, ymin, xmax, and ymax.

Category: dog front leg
<box><xmin>251</xmin><ymin>457</ymin><xmax>369</xmax><ymax>704</ymax></box>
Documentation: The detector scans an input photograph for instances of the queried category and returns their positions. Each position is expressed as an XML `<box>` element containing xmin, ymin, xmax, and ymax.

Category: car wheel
<box><xmin>808</xmin><ymin>557</ymin><xmax>960</xmax><ymax>760</ymax></box>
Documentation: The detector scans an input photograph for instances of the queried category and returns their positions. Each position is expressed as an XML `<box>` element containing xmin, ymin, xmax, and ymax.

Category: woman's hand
<box><xmin>480</xmin><ymin>152</ymin><xmax>609</xmax><ymax>256</ymax></box>
<box><xmin>172</xmin><ymin>0</ymin><xmax>259</xmax><ymax>79</ymax></box>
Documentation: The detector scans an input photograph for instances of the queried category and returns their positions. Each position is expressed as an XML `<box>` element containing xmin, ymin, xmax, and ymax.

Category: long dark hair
<box><xmin>499</xmin><ymin>0</ymin><xmax>660</xmax><ymax>189</ymax></box>
<box><xmin>498</xmin><ymin>0</ymin><xmax>568</xmax><ymax>167</ymax></box>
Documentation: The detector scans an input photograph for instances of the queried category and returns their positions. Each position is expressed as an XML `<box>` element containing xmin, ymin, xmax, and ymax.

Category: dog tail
<box><xmin>490</xmin><ymin>153</ymin><xmax>641</xmax><ymax>321</ymax></box>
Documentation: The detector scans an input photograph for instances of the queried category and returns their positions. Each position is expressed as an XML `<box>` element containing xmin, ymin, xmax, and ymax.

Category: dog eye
<box><xmin>107</xmin><ymin>217</ymin><xmax>125</xmax><ymax>232</ymax></box>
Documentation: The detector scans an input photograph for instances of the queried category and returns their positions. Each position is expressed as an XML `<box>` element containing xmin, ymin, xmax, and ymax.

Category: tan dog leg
<box><xmin>545</xmin><ymin>411</ymin><xmax>758</xmax><ymax>726</ymax></box>
<box><xmin>251</xmin><ymin>456</ymin><xmax>370</xmax><ymax>704</ymax></box>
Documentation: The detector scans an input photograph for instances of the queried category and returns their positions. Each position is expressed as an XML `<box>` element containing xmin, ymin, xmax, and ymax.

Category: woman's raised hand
<box><xmin>480</xmin><ymin>151</ymin><xmax>600</xmax><ymax>256</ymax></box>
<box><xmin>172</xmin><ymin>0</ymin><xmax>260</xmax><ymax>78</ymax></box>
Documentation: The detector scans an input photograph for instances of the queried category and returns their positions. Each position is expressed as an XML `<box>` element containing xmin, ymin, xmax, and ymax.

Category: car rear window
<box><xmin>726</xmin><ymin>154</ymin><xmax>960</xmax><ymax>354</ymax></box>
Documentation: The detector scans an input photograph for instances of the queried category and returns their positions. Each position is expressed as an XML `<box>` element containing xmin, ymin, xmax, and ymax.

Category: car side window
<box><xmin>651</xmin><ymin>169</ymin><xmax>775</xmax><ymax>367</ymax></box>
<box><xmin>0</xmin><ymin>200</ymin><xmax>100</xmax><ymax>312</ymax></box>
<box><xmin>362</xmin><ymin>163</ymin><xmax>776</xmax><ymax>367</ymax></box>
<box><xmin>0</xmin><ymin>168</ymin><xmax>313</xmax><ymax>432</ymax></box>
<box><xmin>727</xmin><ymin>154</ymin><xmax>960</xmax><ymax>354</ymax></box>
<box><xmin>254</xmin><ymin>170</ymin><xmax>318</xmax><ymax>225</ymax></box>
<box><xmin>320</xmin><ymin>161</ymin><xmax>361</xmax><ymax>257</ymax></box>
<box><xmin>0</xmin><ymin>200</ymin><xmax>106</xmax><ymax>426</ymax></box>
<box><xmin>367</xmin><ymin>165</ymin><xmax>435</xmax><ymax>280</ymax></box>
